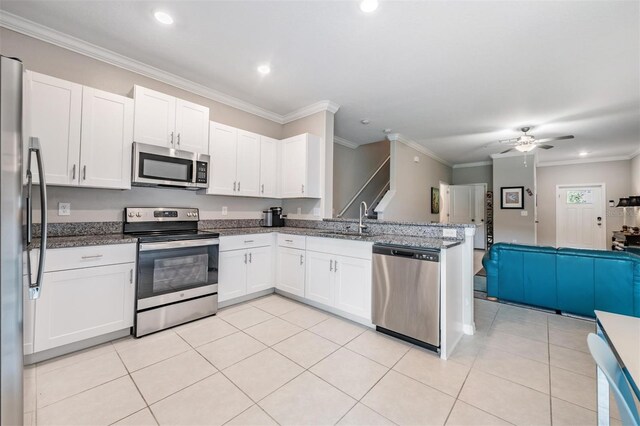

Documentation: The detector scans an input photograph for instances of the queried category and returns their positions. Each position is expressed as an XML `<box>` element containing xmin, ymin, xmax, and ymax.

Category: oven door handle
<box><xmin>139</xmin><ymin>238</ymin><xmax>220</xmax><ymax>252</ymax></box>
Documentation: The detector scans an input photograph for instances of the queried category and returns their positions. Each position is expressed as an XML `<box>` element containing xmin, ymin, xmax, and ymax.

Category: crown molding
<box><xmin>282</xmin><ymin>100</ymin><xmax>340</xmax><ymax>124</ymax></box>
<box><xmin>630</xmin><ymin>147</ymin><xmax>640</xmax><ymax>159</ymax></box>
<box><xmin>452</xmin><ymin>160</ymin><xmax>493</xmax><ymax>169</ymax></box>
<box><xmin>386</xmin><ymin>133</ymin><xmax>452</xmax><ymax>167</ymax></box>
<box><xmin>537</xmin><ymin>155</ymin><xmax>634</xmax><ymax>168</ymax></box>
<box><xmin>0</xmin><ymin>11</ymin><xmax>340</xmax><ymax>125</ymax></box>
<box><xmin>334</xmin><ymin>136</ymin><xmax>358</xmax><ymax>149</ymax></box>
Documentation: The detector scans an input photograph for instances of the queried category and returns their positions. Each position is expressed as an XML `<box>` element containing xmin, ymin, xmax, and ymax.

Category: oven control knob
<box><xmin>136</xmin><ymin>212</ymin><xmax>142</xmax><ymax>218</ymax></box>
<box><xmin>186</xmin><ymin>212</ymin><xmax>192</xmax><ymax>217</ymax></box>
<box><xmin>128</xmin><ymin>212</ymin><xmax>134</xmax><ymax>218</ymax></box>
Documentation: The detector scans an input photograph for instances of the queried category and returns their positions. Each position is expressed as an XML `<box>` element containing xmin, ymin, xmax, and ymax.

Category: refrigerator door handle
<box><xmin>27</xmin><ymin>137</ymin><xmax>47</xmax><ymax>300</ymax></box>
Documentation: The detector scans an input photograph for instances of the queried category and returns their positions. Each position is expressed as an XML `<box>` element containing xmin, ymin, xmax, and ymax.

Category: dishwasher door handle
<box><xmin>391</xmin><ymin>249</ymin><xmax>415</xmax><ymax>258</ymax></box>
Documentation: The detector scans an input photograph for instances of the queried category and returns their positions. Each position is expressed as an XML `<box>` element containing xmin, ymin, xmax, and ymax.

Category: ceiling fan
<box><xmin>495</xmin><ymin>127</ymin><xmax>574</xmax><ymax>154</ymax></box>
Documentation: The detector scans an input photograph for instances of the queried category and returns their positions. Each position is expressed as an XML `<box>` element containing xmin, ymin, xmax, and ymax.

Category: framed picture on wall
<box><xmin>431</xmin><ymin>187</ymin><xmax>440</xmax><ymax>214</ymax></box>
<box><xmin>500</xmin><ymin>186</ymin><xmax>524</xmax><ymax>209</ymax></box>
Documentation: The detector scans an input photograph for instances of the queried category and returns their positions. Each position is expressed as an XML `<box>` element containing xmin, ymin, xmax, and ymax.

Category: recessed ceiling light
<box><xmin>579</xmin><ymin>151</ymin><xmax>589</xmax><ymax>157</ymax></box>
<box><xmin>360</xmin><ymin>0</ymin><xmax>379</xmax><ymax>13</ymax></box>
<box><xmin>154</xmin><ymin>11</ymin><xmax>173</xmax><ymax>25</ymax></box>
<box><xmin>257</xmin><ymin>64</ymin><xmax>271</xmax><ymax>75</ymax></box>
<box><xmin>361</xmin><ymin>119</ymin><xmax>371</xmax><ymax>125</ymax></box>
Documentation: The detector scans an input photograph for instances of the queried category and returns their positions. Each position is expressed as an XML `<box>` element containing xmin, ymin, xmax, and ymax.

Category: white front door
<box><xmin>556</xmin><ymin>185</ymin><xmax>606</xmax><ymax>249</ymax></box>
<box><xmin>450</xmin><ymin>185</ymin><xmax>473</xmax><ymax>224</ymax></box>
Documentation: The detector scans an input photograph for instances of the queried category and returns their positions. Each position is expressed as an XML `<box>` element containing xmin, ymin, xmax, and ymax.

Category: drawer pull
<box><xmin>244</xmin><ymin>240</ymin><xmax>254</xmax><ymax>243</ymax></box>
<box><xmin>81</xmin><ymin>254</ymin><xmax>103</xmax><ymax>260</ymax></box>
<box><xmin>285</xmin><ymin>239</ymin><xmax>294</xmax><ymax>243</ymax></box>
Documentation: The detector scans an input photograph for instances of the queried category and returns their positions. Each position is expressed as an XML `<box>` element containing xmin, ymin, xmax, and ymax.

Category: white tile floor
<box><xmin>24</xmin><ymin>294</ymin><xmax>622</xmax><ymax>425</ymax></box>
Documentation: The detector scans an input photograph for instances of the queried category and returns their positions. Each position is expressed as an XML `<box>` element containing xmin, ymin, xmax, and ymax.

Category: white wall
<box><xmin>492</xmin><ymin>155</ymin><xmax>537</xmax><ymax>244</ymax></box>
<box><xmin>380</xmin><ymin>141</ymin><xmax>452</xmax><ymax>222</ymax></box>
<box><xmin>536</xmin><ymin>160</ymin><xmax>632</xmax><ymax>246</ymax></box>
<box><xmin>452</xmin><ymin>164</ymin><xmax>493</xmax><ymax>190</ymax></box>
<box><xmin>633</xmin><ymin>153</ymin><xmax>640</xmax><ymax>194</ymax></box>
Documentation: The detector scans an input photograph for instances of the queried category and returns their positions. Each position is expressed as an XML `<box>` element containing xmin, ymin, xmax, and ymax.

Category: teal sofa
<box><xmin>482</xmin><ymin>243</ymin><xmax>640</xmax><ymax>318</ymax></box>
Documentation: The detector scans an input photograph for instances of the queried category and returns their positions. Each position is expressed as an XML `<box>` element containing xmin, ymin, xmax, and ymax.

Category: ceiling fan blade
<box><xmin>500</xmin><ymin>148</ymin><xmax>514</xmax><ymax>154</ymax></box>
<box><xmin>537</xmin><ymin>144</ymin><xmax>554</xmax><ymax>150</ymax></box>
<box><xmin>536</xmin><ymin>135</ymin><xmax>574</xmax><ymax>143</ymax></box>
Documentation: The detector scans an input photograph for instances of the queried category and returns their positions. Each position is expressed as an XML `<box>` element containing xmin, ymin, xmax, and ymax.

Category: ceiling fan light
<box><xmin>515</xmin><ymin>144</ymin><xmax>536</xmax><ymax>153</ymax></box>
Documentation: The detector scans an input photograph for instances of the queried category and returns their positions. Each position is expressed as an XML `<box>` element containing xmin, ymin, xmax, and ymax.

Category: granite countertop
<box><xmin>207</xmin><ymin>226</ymin><xmax>462</xmax><ymax>250</ymax></box>
<box><xmin>324</xmin><ymin>217</ymin><xmax>476</xmax><ymax>228</ymax></box>
<box><xmin>28</xmin><ymin>234</ymin><xmax>139</xmax><ymax>250</ymax></box>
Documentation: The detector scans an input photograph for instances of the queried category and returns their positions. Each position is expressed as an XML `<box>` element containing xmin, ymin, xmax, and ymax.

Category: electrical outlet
<box><xmin>521</xmin><ymin>210</ymin><xmax>528</xmax><ymax>216</ymax></box>
<box><xmin>297</xmin><ymin>207</ymin><xmax>302</xmax><ymax>215</ymax></box>
<box><xmin>442</xmin><ymin>228</ymin><xmax>457</xmax><ymax>238</ymax></box>
<box><xmin>221</xmin><ymin>206</ymin><xmax>228</xmax><ymax>216</ymax></box>
<box><xmin>58</xmin><ymin>202</ymin><xmax>70</xmax><ymax>216</ymax></box>
<box><xmin>313</xmin><ymin>208</ymin><xmax>320</xmax><ymax>216</ymax></box>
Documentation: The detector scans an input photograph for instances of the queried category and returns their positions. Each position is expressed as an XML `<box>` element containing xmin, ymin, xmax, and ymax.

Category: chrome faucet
<box><xmin>359</xmin><ymin>201</ymin><xmax>369</xmax><ymax>234</ymax></box>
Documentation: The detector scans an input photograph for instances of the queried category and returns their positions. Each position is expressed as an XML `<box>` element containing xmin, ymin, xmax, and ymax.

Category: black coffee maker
<box><xmin>261</xmin><ymin>207</ymin><xmax>286</xmax><ymax>227</ymax></box>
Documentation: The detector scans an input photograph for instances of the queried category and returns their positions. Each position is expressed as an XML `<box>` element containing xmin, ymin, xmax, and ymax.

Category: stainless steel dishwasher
<box><xmin>372</xmin><ymin>244</ymin><xmax>441</xmax><ymax>350</ymax></box>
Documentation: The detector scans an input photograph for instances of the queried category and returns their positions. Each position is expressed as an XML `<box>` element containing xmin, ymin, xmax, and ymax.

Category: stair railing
<box><xmin>336</xmin><ymin>156</ymin><xmax>390</xmax><ymax>218</ymax></box>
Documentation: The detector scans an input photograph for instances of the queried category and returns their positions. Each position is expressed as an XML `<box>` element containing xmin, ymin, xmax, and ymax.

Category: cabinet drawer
<box><xmin>277</xmin><ymin>234</ymin><xmax>306</xmax><ymax>250</ymax></box>
<box><xmin>45</xmin><ymin>244</ymin><xmax>137</xmax><ymax>272</ymax></box>
<box><xmin>220</xmin><ymin>233</ymin><xmax>273</xmax><ymax>252</ymax></box>
<box><xmin>306</xmin><ymin>237</ymin><xmax>373</xmax><ymax>260</ymax></box>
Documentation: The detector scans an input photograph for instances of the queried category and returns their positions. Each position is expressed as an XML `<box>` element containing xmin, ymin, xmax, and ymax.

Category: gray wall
<box><xmin>3</xmin><ymin>28</ymin><xmax>334</xmax><ymax>221</ymax></box>
<box><xmin>633</xmin><ymin>154</ymin><xmax>640</xmax><ymax>194</ymax></box>
<box><xmin>333</xmin><ymin>140</ymin><xmax>390</xmax><ymax>218</ymax></box>
<box><xmin>452</xmin><ymin>164</ymin><xmax>493</xmax><ymax>190</ymax></box>
<box><xmin>536</xmin><ymin>160</ymin><xmax>632</xmax><ymax>246</ymax></box>
<box><xmin>381</xmin><ymin>141</ymin><xmax>452</xmax><ymax>222</ymax></box>
<box><xmin>493</xmin><ymin>156</ymin><xmax>536</xmax><ymax>244</ymax></box>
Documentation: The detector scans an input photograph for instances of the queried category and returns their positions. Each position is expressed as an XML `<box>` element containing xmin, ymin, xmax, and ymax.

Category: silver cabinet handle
<box><xmin>72</xmin><ymin>164</ymin><xmax>76</xmax><ymax>180</ymax></box>
<box><xmin>334</xmin><ymin>260</ymin><xmax>338</xmax><ymax>272</ymax></box>
<box><xmin>249</xmin><ymin>252</ymin><xmax>252</xmax><ymax>263</ymax></box>
<box><xmin>81</xmin><ymin>254</ymin><xmax>104</xmax><ymax>260</ymax></box>
<box><xmin>285</xmin><ymin>239</ymin><xmax>293</xmax><ymax>243</ymax></box>
<box><xmin>244</xmin><ymin>253</ymin><xmax>247</xmax><ymax>264</ymax></box>
<box><xmin>261</xmin><ymin>184</ymin><xmax>264</xmax><ymax>194</ymax></box>
<box><xmin>233</xmin><ymin>181</ymin><xmax>237</xmax><ymax>192</ymax></box>
<box><xmin>300</xmin><ymin>254</ymin><xmax>304</xmax><ymax>265</ymax></box>
<box><xmin>129</xmin><ymin>269</ymin><xmax>133</xmax><ymax>284</ymax></box>
<box><xmin>170</xmin><ymin>131</ymin><xmax>174</xmax><ymax>146</ymax></box>
<box><xmin>244</xmin><ymin>240</ymin><xmax>254</xmax><ymax>243</ymax></box>
<box><xmin>27</xmin><ymin>137</ymin><xmax>47</xmax><ymax>300</ymax></box>
<box><xmin>82</xmin><ymin>165</ymin><xmax>86</xmax><ymax>180</ymax></box>
<box><xmin>177</xmin><ymin>133</ymin><xmax>181</xmax><ymax>147</ymax></box>
<box><xmin>330</xmin><ymin>259</ymin><xmax>333</xmax><ymax>271</ymax></box>
<box><xmin>238</xmin><ymin>181</ymin><xmax>241</xmax><ymax>192</ymax></box>
<box><xmin>301</xmin><ymin>184</ymin><xmax>305</xmax><ymax>194</ymax></box>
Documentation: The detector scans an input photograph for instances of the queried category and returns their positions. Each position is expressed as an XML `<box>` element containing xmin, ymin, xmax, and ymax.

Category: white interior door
<box><xmin>556</xmin><ymin>185</ymin><xmax>605</xmax><ymax>249</ymax></box>
<box><xmin>473</xmin><ymin>185</ymin><xmax>486</xmax><ymax>249</ymax></box>
<box><xmin>439</xmin><ymin>182</ymin><xmax>450</xmax><ymax>223</ymax></box>
<box><xmin>450</xmin><ymin>185</ymin><xmax>473</xmax><ymax>224</ymax></box>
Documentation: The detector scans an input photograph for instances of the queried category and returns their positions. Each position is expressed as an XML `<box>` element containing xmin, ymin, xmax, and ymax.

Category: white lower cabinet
<box><xmin>218</xmin><ymin>244</ymin><xmax>273</xmax><ymax>303</ymax></box>
<box><xmin>305</xmin><ymin>251</ymin><xmax>334</xmax><ymax>305</ymax></box>
<box><xmin>333</xmin><ymin>256</ymin><xmax>372</xmax><ymax>320</ymax></box>
<box><xmin>276</xmin><ymin>247</ymin><xmax>306</xmax><ymax>297</ymax></box>
<box><xmin>34</xmin><ymin>262</ymin><xmax>135</xmax><ymax>353</ymax></box>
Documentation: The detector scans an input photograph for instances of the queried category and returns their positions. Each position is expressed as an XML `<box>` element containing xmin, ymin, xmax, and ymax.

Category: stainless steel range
<box><xmin>124</xmin><ymin>207</ymin><xmax>219</xmax><ymax>337</ymax></box>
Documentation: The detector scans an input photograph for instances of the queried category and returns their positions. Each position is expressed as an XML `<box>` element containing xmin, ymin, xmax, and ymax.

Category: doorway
<box><xmin>555</xmin><ymin>184</ymin><xmax>606</xmax><ymax>249</ymax></box>
<box><xmin>447</xmin><ymin>183</ymin><xmax>487</xmax><ymax>249</ymax></box>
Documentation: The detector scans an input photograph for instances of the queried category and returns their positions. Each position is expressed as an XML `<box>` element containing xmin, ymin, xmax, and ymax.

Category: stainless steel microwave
<box><xmin>132</xmin><ymin>142</ymin><xmax>209</xmax><ymax>190</ymax></box>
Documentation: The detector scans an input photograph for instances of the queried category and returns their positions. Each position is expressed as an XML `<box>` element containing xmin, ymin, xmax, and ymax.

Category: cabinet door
<box><xmin>34</xmin><ymin>263</ymin><xmax>135</xmax><ymax>352</ymax></box>
<box><xmin>236</xmin><ymin>130</ymin><xmax>261</xmax><ymax>197</ymax></box>
<box><xmin>305</xmin><ymin>251</ymin><xmax>334</xmax><ymax>306</ymax></box>
<box><xmin>334</xmin><ymin>256</ymin><xmax>372</xmax><ymax>320</ymax></box>
<box><xmin>246</xmin><ymin>246</ymin><xmax>273</xmax><ymax>294</ymax></box>
<box><xmin>277</xmin><ymin>247</ymin><xmax>305</xmax><ymax>297</ymax></box>
<box><xmin>207</xmin><ymin>122</ymin><xmax>238</xmax><ymax>195</ymax></box>
<box><xmin>133</xmin><ymin>85</ymin><xmax>176</xmax><ymax>148</ymax></box>
<box><xmin>280</xmin><ymin>135</ymin><xmax>307</xmax><ymax>198</ymax></box>
<box><xmin>260</xmin><ymin>136</ymin><xmax>278</xmax><ymax>197</ymax></box>
<box><xmin>218</xmin><ymin>250</ymin><xmax>247</xmax><ymax>302</ymax></box>
<box><xmin>175</xmin><ymin>99</ymin><xmax>209</xmax><ymax>154</ymax></box>
<box><xmin>79</xmin><ymin>88</ymin><xmax>133</xmax><ymax>189</ymax></box>
<box><xmin>24</xmin><ymin>71</ymin><xmax>82</xmax><ymax>186</ymax></box>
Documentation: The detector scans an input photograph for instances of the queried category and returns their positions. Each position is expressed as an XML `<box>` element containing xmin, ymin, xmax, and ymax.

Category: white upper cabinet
<box><xmin>175</xmin><ymin>99</ymin><xmax>210</xmax><ymax>154</ymax></box>
<box><xmin>24</xmin><ymin>71</ymin><xmax>133</xmax><ymax>190</ymax></box>
<box><xmin>24</xmin><ymin>71</ymin><xmax>82</xmax><ymax>186</ymax></box>
<box><xmin>208</xmin><ymin>123</ymin><xmax>262</xmax><ymax>197</ymax></box>
<box><xmin>280</xmin><ymin>134</ymin><xmax>321</xmax><ymax>198</ymax></box>
<box><xmin>79</xmin><ymin>88</ymin><xmax>133</xmax><ymax>189</ymax></box>
<box><xmin>236</xmin><ymin>130</ymin><xmax>261</xmax><ymax>197</ymax></box>
<box><xmin>260</xmin><ymin>136</ymin><xmax>278</xmax><ymax>198</ymax></box>
<box><xmin>133</xmin><ymin>85</ymin><xmax>209</xmax><ymax>153</ymax></box>
<box><xmin>208</xmin><ymin>122</ymin><xmax>238</xmax><ymax>195</ymax></box>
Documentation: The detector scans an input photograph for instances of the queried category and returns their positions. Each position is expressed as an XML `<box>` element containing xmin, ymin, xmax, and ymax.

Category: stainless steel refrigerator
<box><xmin>1</xmin><ymin>55</ymin><xmax>47</xmax><ymax>425</ymax></box>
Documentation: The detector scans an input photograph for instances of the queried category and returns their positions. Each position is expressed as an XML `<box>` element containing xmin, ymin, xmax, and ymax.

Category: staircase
<box><xmin>336</xmin><ymin>156</ymin><xmax>390</xmax><ymax>219</ymax></box>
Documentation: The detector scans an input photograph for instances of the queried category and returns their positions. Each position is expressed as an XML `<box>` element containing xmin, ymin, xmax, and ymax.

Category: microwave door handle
<box><xmin>27</xmin><ymin>137</ymin><xmax>47</xmax><ymax>300</ymax></box>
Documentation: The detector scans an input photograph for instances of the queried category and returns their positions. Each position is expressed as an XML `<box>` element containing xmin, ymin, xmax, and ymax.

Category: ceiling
<box><xmin>2</xmin><ymin>1</ymin><xmax>638</xmax><ymax>164</ymax></box>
